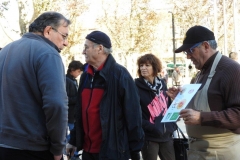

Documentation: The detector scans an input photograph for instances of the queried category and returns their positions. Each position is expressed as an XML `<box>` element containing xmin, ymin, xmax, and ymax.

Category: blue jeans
<box><xmin>67</xmin><ymin>123</ymin><xmax>79</xmax><ymax>157</ymax></box>
<box><xmin>67</xmin><ymin>123</ymin><xmax>74</xmax><ymax>142</ymax></box>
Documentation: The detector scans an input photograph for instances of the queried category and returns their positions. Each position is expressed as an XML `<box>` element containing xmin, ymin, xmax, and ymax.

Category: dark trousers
<box><xmin>82</xmin><ymin>151</ymin><xmax>99</xmax><ymax>160</ymax></box>
<box><xmin>0</xmin><ymin>147</ymin><xmax>63</xmax><ymax>160</ymax></box>
<box><xmin>141</xmin><ymin>140</ymin><xmax>175</xmax><ymax>160</ymax></box>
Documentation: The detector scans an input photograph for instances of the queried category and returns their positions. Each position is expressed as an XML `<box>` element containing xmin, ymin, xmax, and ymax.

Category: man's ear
<box><xmin>204</xmin><ymin>41</ymin><xmax>210</xmax><ymax>50</ymax></box>
<box><xmin>43</xmin><ymin>26</ymin><xmax>52</xmax><ymax>38</ymax></box>
<box><xmin>98</xmin><ymin>45</ymin><xmax>104</xmax><ymax>53</ymax></box>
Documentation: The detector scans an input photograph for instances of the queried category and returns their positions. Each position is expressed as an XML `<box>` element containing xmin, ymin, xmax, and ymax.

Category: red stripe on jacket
<box><xmin>81</xmin><ymin>88</ymin><xmax>104</xmax><ymax>153</ymax></box>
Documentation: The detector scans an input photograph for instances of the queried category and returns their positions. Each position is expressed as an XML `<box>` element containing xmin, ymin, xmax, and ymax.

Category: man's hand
<box><xmin>66</xmin><ymin>143</ymin><xmax>77</xmax><ymax>158</ymax></box>
<box><xmin>54</xmin><ymin>155</ymin><xmax>63</xmax><ymax>160</ymax></box>
<box><xmin>166</xmin><ymin>86</ymin><xmax>181</xmax><ymax>99</ymax></box>
<box><xmin>179</xmin><ymin>109</ymin><xmax>201</xmax><ymax>125</ymax></box>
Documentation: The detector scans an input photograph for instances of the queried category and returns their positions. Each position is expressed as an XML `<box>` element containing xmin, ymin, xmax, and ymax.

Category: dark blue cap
<box><xmin>86</xmin><ymin>31</ymin><xmax>112</xmax><ymax>48</ymax></box>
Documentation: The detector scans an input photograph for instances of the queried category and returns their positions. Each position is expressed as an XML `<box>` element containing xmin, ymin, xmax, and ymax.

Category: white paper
<box><xmin>161</xmin><ymin>84</ymin><xmax>201</xmax><ymax>122</ymax></box>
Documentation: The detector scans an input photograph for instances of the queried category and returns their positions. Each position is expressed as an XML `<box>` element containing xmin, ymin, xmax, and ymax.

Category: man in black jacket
<box><xmin>66</xmin><ymin>31</ymin><xmax>144</xmax><ymax>160</ymax></box>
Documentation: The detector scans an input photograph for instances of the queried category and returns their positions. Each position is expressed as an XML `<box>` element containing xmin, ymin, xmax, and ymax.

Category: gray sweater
<box><xmin>0</xmin><ymin>33</ymin><xmax>68</xmax><ymax>155</ymax></box>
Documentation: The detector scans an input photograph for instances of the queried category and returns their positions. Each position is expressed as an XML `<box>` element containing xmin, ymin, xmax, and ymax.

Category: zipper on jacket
<box><xmin>164</xmin><ymin>123</ymin><xmax>166</xmax><ymax>133</ymax></box>
<box><xmin>86</xmin><ymin>73</ymin><xmax>95</xmax><ymax>152</ymax></box>
<box><xmin>90</xmin><ymin>73</ymin><xmax>95</xmax><ymax>88</ymax></box>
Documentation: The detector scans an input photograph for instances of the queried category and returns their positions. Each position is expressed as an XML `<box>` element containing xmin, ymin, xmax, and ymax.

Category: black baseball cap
<box><xmin>175</xmin><ymin>25</ymin><xmax>215</xmax><ymax>53</ymax></box>
<box><xmin>86</xmin><ymin>31</ymin><xmax>112</xmax><ymax>49</ymax></box>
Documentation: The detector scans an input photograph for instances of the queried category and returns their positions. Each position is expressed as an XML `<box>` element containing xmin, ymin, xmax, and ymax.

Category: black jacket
<box><xmin>69</xmin><ymin>54</ymin><xmax>144</xmax><ymax>160</ymax></box>
<box><xmin>66</xmin><ymin>74</ymin><xmax>78</xmax><ymax>123</ymax></box>
<box><xmin>135</xmin><ymin>77</ymin><xmax>176</xmax><ymax>142</ymax></box>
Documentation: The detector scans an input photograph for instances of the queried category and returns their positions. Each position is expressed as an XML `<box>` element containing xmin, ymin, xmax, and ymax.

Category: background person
<box><xmin>67</xmin><ymin>31</ymin><xmax>144</xmax><ymax>160</ymax></box>
<box><xmin>229</xmin><ymin>51</ymin><xmax>238</xmax><ymax>62</ymax></box>
<box><xmin>174</xmin><ymin>25</ymin><xmax>240</xmax><ymax>159</ymax></box>
<box><xmin>0</xmin><ymin>11</ymin><xmax>70</xmax><ymax>160</ymax></box>
<box><xmin>66</xmin><ymin>60</ymin><xmax>83</xmax><ymax>160</ymax></box>
<box><xmin>159</xmin><ymin>67</ymin><xmax>168</xmax><ymax>85</ymax></box>
<box><xmin>172</xmin><ymin>66</ymin><xmax>182</xmax><ymax>86</ymax></box>
<box><xmin>135</xmin><ymin>53</ymin><xmax>176</xmax><ymax>160</ymax></box>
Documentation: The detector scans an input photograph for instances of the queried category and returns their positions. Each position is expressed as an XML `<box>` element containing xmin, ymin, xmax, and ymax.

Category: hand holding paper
<box><xmin>162</xmin><ymin>84</ymin><xmax>201</xmax><ymax>122</ymax></box>
<box><xmin>179</xmin><ymin>109</ymin><xmax>201</xmax><ymax>125</ymax></box>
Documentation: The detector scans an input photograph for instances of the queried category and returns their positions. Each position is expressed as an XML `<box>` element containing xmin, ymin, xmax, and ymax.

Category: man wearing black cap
<box><xmin>172</xmin><ymin>25</ymin><xmax>240</xmax><ymax>159</ymax></box>
<box><xmin>67</xmin><ymin>31</ymin><xmax>144</xmax><ymax>160</ymax></box>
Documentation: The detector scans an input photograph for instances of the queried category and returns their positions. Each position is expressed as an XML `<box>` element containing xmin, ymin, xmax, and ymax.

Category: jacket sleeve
<box><xmin>201</xmin><ymin>63</ymin><xmax>240</xmax><ymax>131</ymax></box>
<box><xmin>66</xmin><ymin>79</ymin><xmax>78</xmax><ymax>105</ymax></box>
<box><xmin>121</xmin><ymin>73</ymin><xmax>144</xmax><ymax>153</ymax></box>
<box><xmin>37</xmin><ymin>53</ymin><xmax>68</xmax><ymax>155</ymax></box>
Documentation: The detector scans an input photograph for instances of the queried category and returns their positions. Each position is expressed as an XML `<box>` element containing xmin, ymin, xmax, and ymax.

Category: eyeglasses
<box><xmin>184</xmin><ymin>42</ymin><xmax>202</xmax><ymax>55</ymax></box>
<box><xmin>52</xmin><ymin>27</ymin><xmax>68</xmax><ymax>41</ymax></box>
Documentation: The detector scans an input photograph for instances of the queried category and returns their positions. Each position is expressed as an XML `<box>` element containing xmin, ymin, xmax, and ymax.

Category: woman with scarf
<box><xmin>135</xmin><ymin>54</ymin><xmax>177</xmax><ymax>160</ymax></box>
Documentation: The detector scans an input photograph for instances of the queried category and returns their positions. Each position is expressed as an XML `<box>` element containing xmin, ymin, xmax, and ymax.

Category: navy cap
<box><xmin>175</xmin><ymin>25</ymin><xmax>215</xmax><ymax>53</ymax></box>
<box><xmin>86</xmin><ymin>31</ymin><xmax>112</xmax><ymax>48</ymax></box>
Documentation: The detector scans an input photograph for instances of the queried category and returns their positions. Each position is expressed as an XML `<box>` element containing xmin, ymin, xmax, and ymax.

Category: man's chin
<box><xmin>194</xmin><ymin>65</ymin><xmax>200</xmax><ymax>70</ymax></box>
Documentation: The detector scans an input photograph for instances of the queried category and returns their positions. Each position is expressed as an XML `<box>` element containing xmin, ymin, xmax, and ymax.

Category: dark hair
<box><xmin>29</xmin><ymin>11</ymin><xmax>71</xmax><ymax>33</ymax></box>
<box><xmin>137</xmin><ymin>53</ymin><xmax>162</xmax><ymax>77</ymax></box>
<box><xmin>67</xmin><ymin>60</ymin><xmax>83</xmax><ymax>74</ymax></box>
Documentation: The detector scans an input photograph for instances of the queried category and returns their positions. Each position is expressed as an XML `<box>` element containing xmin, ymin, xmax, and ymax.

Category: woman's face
<box><xmin>139</xmin><ymin>62</ymin><xmax>154</xmax><ymax>78</ymax></box>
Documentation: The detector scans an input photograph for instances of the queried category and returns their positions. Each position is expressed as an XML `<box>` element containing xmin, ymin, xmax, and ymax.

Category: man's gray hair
<box><xmin>207</xmin><ymin>40</ymin><xmax>217</xmax><ymax>49</ymax></box>
<box><xmin>103</xmin><ymin>47</ymin><xmax>112</xmax><ymax>55</ymax></box>
<box><xmin>93</xmin><ymin>43</ymin><xmax>112</xmax><ymax>55</ymax></box>
<box><xmin>29</xmin><ymin>11</ymin><xmax>71</xmax><ymax>33</ymax></box>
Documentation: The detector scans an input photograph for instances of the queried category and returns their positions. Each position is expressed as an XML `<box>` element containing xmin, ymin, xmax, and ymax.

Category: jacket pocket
<box><xmin>154</xmin><ymin>115</ymin><xmax>177</xmax><ymax>135</ymax></box>
<box><xmin>164</xmin><ymin>122</ymin><xmax>177</xmax><ymax>134</ymax></box>
<box><xmin>118</xmin><ymin>128</ymin><xmax>129</xmax><ymax>159</ymax></box>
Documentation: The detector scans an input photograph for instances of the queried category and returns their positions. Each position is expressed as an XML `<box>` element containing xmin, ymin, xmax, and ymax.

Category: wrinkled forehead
<box><xmin>84</xmin><ymin>39</ymin><xmax>95</xmax><ymax>46</ymax></box>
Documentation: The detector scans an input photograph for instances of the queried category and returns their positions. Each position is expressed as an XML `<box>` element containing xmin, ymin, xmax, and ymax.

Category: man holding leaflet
<box><xmin>170</xmin><ymin>25</ymin><xmax>240</xmax><ymax>159</ymax></box>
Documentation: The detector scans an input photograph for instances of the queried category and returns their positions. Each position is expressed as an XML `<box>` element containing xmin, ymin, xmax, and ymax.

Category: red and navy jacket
<box><xmin>69</xmin><ymin>54</ymin><xmax>144</xmax><ymax>159</ymax></box>
<box><xmin>81</xmin><ymin>63</ymin><xmax>105</xmax><ymax>153</ymax></box>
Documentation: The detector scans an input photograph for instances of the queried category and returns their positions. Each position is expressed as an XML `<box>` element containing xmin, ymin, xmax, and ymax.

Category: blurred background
<box><xmin>0</xmin><ymin>0</ymin><xmax>239</xmax><ymax>80</ymax></box>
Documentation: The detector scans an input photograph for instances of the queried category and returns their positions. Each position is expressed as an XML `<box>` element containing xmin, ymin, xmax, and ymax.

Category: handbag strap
<box><xmin>175</xmin><ymin>124</ymin><xmax>187</xmax><ymax>139</ymax></box>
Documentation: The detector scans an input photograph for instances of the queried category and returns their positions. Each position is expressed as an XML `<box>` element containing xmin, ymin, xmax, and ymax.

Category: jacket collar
<box><xmin>201</xmin><ymin>51</ymin><xmax>218</xmax><ymax>73</ymax></box>
<box><xmin>66</xmin><ymin>73</ymin><xmax>75</xmax><ymax>80</ymax></box>
<box><xmin>135</xmin><ymin>77</ymin><xmax>154</xmax><ymax>91</ymax></box>
<box><xmin>87</xmin><ymin>54</ymin><xmax>116</xmax><ymax>79</ymax></box>
<box><xmin>22</xmin><ymin>33</ymin><xmax>60</xmax><ymax>53</ymax></box>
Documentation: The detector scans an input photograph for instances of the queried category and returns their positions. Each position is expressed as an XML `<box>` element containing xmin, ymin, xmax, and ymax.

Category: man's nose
<box><xmin>186</xmin><ymin>54</ymin><xmax>191</xmax><ymax>59</ymax></box>
<box><xmin>63</xmin><ymin>40</ymin><xmax>68</xmax><ymax>46</ymax></box>
<box><xmin>82</xmin><ymin>49</ymin><xmax>86</xmax><ymax>55</ymax></box>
